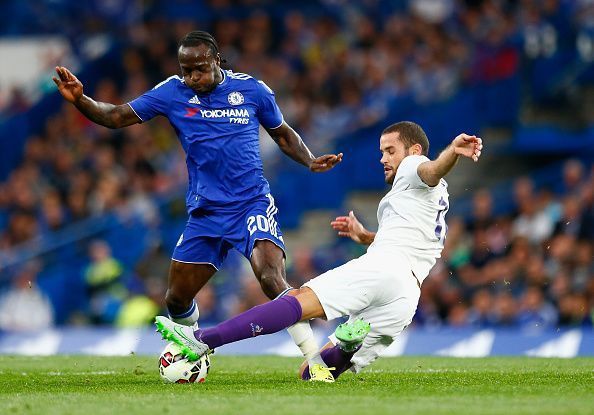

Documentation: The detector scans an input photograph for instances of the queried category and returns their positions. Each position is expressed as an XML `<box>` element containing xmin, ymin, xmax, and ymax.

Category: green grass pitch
<box><xmin>0</xmin><ymin>355</ymin><xmax>593</xmax><ymax>415</ymax></box>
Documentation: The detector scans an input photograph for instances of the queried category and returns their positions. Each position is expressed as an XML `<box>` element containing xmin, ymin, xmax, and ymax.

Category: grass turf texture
<box><xmin>0</xmin><ymin>356</ymin><xmax>593</xmax><ymax>415</ymax></box>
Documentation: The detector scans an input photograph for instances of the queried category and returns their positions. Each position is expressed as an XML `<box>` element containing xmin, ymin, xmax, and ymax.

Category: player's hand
<box><xmin>452</xmin><ymin>133</ymin><xmax>483</xmax><ymax>162</ymax></box>
<box><xmin>309</xmin><ymin>153</ymin><xmax>343</xmax><ymax>172</ymax></box>
<box><xmin>52</xmin><ymin>66</ymin><xmax>84</xmax><ymax>103</ymax></box>
<box><xmin>330</xmin><ymin>211</ymin><xmax>372</xmax><ymax>244</ymax></box>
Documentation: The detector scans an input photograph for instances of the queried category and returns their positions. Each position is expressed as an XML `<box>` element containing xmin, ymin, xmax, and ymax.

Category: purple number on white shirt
<box><xmin>435</xmin><ymin>197</ymin><xmax>449</xmax><ymax>244</ymax></box>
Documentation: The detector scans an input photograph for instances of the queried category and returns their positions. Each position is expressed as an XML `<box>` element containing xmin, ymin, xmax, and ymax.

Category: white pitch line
<box><xmin>47</xmin><ymin>371</ymin><xmax>116</xmax><ymax>376</ymax></box>
<box><xmin>0</xmin><ymin>371</ymin><xmax>118</xmax><ymax>376</ymax></box>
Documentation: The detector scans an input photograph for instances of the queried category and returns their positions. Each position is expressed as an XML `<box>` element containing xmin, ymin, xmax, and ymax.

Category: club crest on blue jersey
<box><xmin>228</xmin><ymin>91</ymin><xmax>244</xmax><ymax>105</ymax></box>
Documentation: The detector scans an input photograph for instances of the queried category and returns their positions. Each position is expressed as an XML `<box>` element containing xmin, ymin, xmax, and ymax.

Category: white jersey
<box><xmin>367</xmin><ymin>155</ymin><xmax>449</xmax><ymax>283</ymax></box>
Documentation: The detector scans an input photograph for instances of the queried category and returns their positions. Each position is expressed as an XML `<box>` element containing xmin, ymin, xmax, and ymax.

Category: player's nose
<box><xmin>190</xmin><ymin>71</ymin><xmax>201</xmax><ymax>82</ymax></box>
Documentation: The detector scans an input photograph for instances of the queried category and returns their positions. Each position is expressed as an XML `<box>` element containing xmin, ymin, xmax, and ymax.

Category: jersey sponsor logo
<box><xmin>200</xmin><ymin>108</ymin><xmax>250</xmax><ymax>124</ymax></box>
<box><xmin>227</xmin><ymin>91</ymin><xmax>244</xmax><ymax>105</ymax></box>
<box><xmin>188</xmin><ymin>95</ymin><xmax>201</xmax><ymax>104</ymax></box>
<box><xmin>200</xmin><ymin>108</ymin><xmax>249</xmax><ymax>118</ymax></box>
<box><xmin>184</xmin><ymin>107</ymin><xmax>200</xmax><ymax>117</ymax></box>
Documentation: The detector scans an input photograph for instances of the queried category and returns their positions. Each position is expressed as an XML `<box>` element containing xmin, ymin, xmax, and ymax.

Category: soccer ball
<box><xmin>158</xmin><ymin>342</ymin><xmax>210</xmax><ymax>383</ymax></box>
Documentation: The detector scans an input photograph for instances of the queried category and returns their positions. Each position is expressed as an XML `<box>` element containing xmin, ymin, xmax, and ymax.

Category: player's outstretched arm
<box><xmin>417</xmin><ymin>133</ymin><xmax>483</xmax><ymax>187</ymax></box>
<box><xmin>331</xmin><ymin>211</ymin><xmax>375</xmax><ymax>245</ymax></box>
<box><xmin>52</xmin><ymin>66</ymin><xmax>140</xmax><ymax>129</ymax></box>
<box><xmin>266</xmin><ymin>122</ymin><xmax>343</xmax><ymax>172</ymax></box>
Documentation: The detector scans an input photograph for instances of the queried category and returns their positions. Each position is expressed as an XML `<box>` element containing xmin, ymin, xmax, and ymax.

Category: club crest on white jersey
<box><xmin>228</xmin><ymin>91</ymin><xmax>244</xmax><ymax>105</ymax></box>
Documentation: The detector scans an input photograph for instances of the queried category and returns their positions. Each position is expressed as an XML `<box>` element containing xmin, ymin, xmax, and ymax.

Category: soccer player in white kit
<box><xmin>155</xmin><ymin>121</ymin><xmax>483</xmax><ymax>382</ymax></box>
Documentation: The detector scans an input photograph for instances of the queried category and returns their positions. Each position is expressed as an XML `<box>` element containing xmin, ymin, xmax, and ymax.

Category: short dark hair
<box><xmin>179</xmin><ymin>31</ymin><xmax>220</xmax><ymax>56</ymax></box>
<box><xmin>381</xmin><ymin>121</ymin><xmax>429</xmax><ymax>156</ymax></box>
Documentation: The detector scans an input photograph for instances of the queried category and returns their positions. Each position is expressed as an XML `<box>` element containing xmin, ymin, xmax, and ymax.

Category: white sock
<box><xmin>287</xmin><ymin>321</ymin><xmax>326</xmax><ymax>367</ymax></box>
<box><xmin>169</xmin><ymin>300</ymin><xmax>200</xmax><ymax>327</ymax></box>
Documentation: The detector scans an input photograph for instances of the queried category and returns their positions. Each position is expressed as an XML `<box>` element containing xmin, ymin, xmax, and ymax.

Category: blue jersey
<box><xmin>127</xmin><ymin>70</ymin><xmax>284</xmax><ymax>213</ymax></box>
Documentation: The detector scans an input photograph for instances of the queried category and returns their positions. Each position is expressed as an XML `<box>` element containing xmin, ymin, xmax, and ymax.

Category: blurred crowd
<box><xmin>2</xmin><ymin>0</ymin><xmax>592</xmax><ymax>248</ymax></box>
<box><xmin>417</xmin><ymin>160</ymin><xmax>594</xmax><ymax>329</ymax></box>
<box><xmin>0</xmin><ymin>0</ymin><xmax>593</xmax><ymax>329</ymax></box>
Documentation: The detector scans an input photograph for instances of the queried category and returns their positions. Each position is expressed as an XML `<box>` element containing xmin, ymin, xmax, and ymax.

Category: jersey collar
<box><xmin>202</xmin><ymin>69</ymin><xmax>227</xmax><ymax>95</ymax></box>
<box><xmin>217</xmin><ymin>69</ymin><xmax>227</xmax><ymax>87</ymax></box>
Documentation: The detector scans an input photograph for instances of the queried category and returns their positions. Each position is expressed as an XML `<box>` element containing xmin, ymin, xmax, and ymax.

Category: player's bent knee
<box><xmin>165</xmin><ymin>289</ymin><xmax>192</xmax><ymax>311</ymax></box>
<box><xmin>294</xmin><ymin>287</ymin><xmax>326</xmax><ymax>321</ymax></box>
<box><xmin>258</xmin><ymin>272</ymin><xmax>288</xmax><ymax>299</ymax></box>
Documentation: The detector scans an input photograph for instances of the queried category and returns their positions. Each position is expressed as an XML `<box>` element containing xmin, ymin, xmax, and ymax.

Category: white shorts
<box><xmin>303</xmin><ymin>250</ymin><xmax>421</xmax><ymax>372</ymax></box>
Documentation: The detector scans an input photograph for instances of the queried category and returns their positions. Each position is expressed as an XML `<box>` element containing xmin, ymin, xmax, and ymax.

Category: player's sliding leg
<box><xmin>155</xmin><ymin>293</ymin><xmax>307</xmax><ymax>360</ymax></box>
<box><xmin>302</xmin><ymin>345</ymin><xmax>357</xmax><ymax>381</ymax></box>
<box><xmin>165</xmin><ymin>261</ymin><xmax>216</xmax><ymax>326</ymax></box>
<box><xmin>334</xmin><ymin>318</ymin><xmax>372</xmax><ymax>351</ymax></box>
<box><xmin>155</xmin><ymin>288</ymin><xmax>330</xmax><ymax>371</ymax></box>
<box><xmin>301</xmin><ymin>319</ymin><xmax>371</xmax><ymax>381</ymax></box>
<box><xmin>277</xmin><ymin>288</ymin><xmax>327</xmax><ymax>369</ymax></box>
<box><xmin>250</xmin><ymin>240</ymin><xmax>325</xmax><ymax>370</ymax></box>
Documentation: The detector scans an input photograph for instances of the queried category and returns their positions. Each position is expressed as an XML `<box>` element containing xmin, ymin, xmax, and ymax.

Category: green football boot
<box><xmin>334</xmin><ymin>318</ymin><xmax>371</xmax><ymax>353</ymax></box>
<box><xmin>154</xmin><ymin>316</ymin><xmax>209</xmax><ymax>361</ymax></box>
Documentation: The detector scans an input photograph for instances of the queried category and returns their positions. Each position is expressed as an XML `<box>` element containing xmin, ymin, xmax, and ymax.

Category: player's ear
<box><xmin>409</xmin><ymin>143</ymin><xmax>422</xmax><ymax>156</ymax></box>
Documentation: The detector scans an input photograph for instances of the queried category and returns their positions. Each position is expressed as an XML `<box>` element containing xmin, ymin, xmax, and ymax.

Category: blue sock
<box><xmin>168</xmin><ymin>300</ymin><xmax>199</xmax><ymax>326</ymax></box>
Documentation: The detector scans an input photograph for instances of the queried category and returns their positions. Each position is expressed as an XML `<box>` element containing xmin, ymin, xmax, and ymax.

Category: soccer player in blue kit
<box><xmin>53</xmin><ymin>31</ymin><xmax>342</xmax><ymax>367</ymax></box>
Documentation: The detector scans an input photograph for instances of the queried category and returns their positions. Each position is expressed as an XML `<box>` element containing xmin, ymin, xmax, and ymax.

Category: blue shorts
<box><xmin>172</xmin><ymin>193</ymin><xmax>286</xmax><ymax>270</ymax></box>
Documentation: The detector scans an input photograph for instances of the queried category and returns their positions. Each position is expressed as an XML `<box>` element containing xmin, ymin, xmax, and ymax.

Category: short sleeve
<box><xmin>255</xmin><ymin>80</ymin><xmax>284</xmax><ymax>129</ymax></box>
<box><xmin>396</xmin><ymin>155</ymin><xmax>431</xmax><ymax>189</ymax></box>
<box><xmin>127</xmin><ymin>76</ymin><xmax>177</xmax><ymax>122</ymax></box>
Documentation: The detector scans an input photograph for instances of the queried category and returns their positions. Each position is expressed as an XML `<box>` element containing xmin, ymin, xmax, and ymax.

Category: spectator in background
<box><xmin>538</xmin><ymin>187</ymin><xmax>563</xmax><ymax>225</ymax></box>
<box><xmin>573</xmin><ymin>241</ymin><xmax>593</xmax><ymax>291</ymax></box>
<box><xmin>447</xmin><ymin>302</ymin><xmax>470</xmax><ymax>327</ymax></box>
<box><xmin>492</xmin><ymin>292</ymin><xmax>519</xmax><ymax>327</ymax></box>
<box><xmin>512</xmin><ymin>178</ymin><xmax>554</xmax><ymax>244</ymax></box>
<box><xmin>579</xmin><ymin>176</ymin><xmax>594</xmax><ymax>240</ymax></box>
<box><xmin>0</xmin><ymin>262</ymin><xmax>54</xmax><ymax>331</ymax></box>
<box><xmin>559</xmin><ymin>159</ymin><xmax>585</xmax><ymax>196</ymax></box>
<box><xmin>135</xmin><ymin>240</ymin><xmax>171</xmax><ymax>283</ymax></box>
<box><xmin>467</xmin><ymin>189</ymin><xmax>494</xmax><ymax>231</ymax></box>
<box><xmin>193</xmin><ymin>284</ymin><xmax>225</xmax><ymax>326</ymax></box>
<box><xmin>517</xmin><ymin>286</ymin><xmax>557</xmax><ymax>330</ymax></box>
<box><xmin>557</xmin><ymin>293</ymin><xmax>592</xmax><ymax>327</ymax></box>
<box><xmin>467</xmin><ymin>289</ymin><xmax>494</xmax><ymax>328</ymax></box>
<box><xmin>84</xmin><ymin>240</ymin><xmax>127</xmax><ymax>324</ymax></box>
<box><xmin>39</xmin><ymin>190</ymin><xmax>67</xmax><ymax>234</ymax></box>
<box><xmin>286</xmin><ymin>247</ymin><xmax>318</xmax><ymax>289</ymax></box>
<box><xmin>442</xmin><ymin>216</ymin><xmax>471</xmax><ymax>269</ymax></box>
<box><xmin>115</xmin><ymin>276</ymin><xmax>163</xmax><ymax>328</ymax></box>
<box><xmin>553</xmin><ymin>196</ymin><xmax>583</xmax><ymax>237</ymax></box>
<box><xmin>544</xmin><ymin>234</ymin><xmax>576</xmax><ymax>279</ymax></box>
<box><xmin>231</xmin><ymin>273</ymin><xmax>270</xmax><ymax>316</ymax></box>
